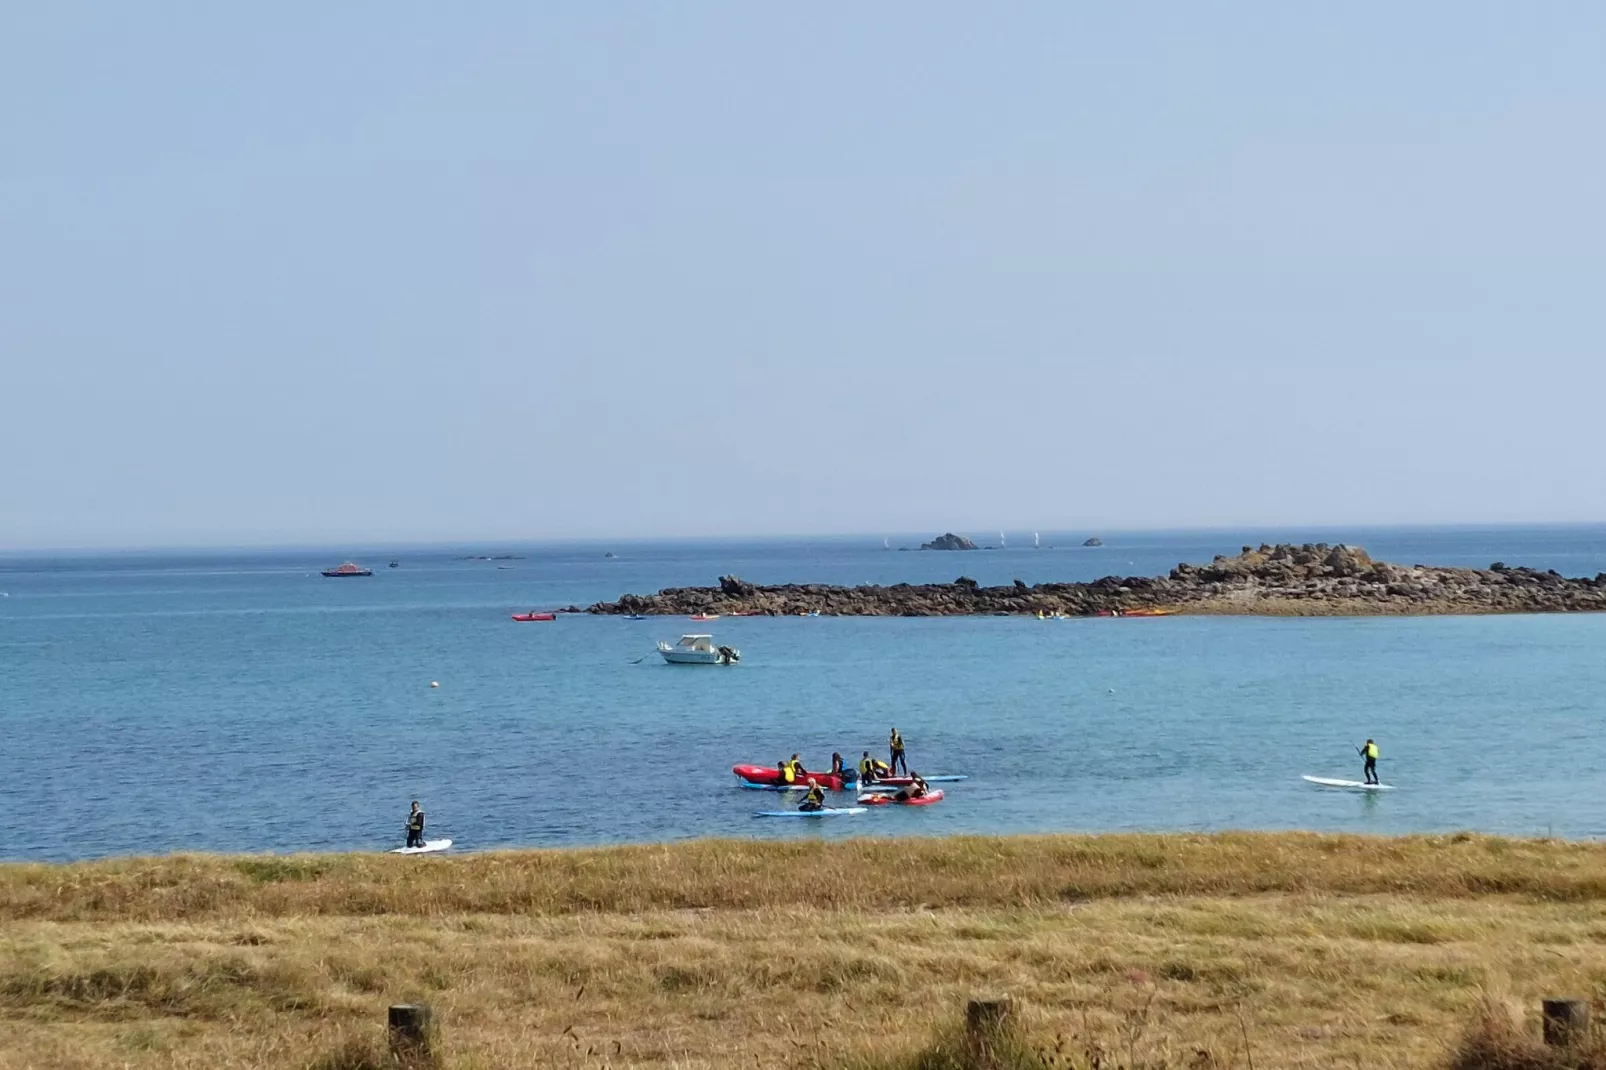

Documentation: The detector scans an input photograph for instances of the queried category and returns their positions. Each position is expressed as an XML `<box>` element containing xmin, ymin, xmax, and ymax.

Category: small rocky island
<box><xmin>587</xmin><ymin>543</ymin><xmax>1606</xmax><ymax>617</ymax></box>
<box><xmin>920</xmin><ymin>532</ymin><xmax>977</xmax><ymax>551</ymax></box>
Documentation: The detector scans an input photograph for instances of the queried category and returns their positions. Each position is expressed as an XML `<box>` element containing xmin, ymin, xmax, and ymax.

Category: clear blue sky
<box><xmin>3</xmin><ymin>4</ymin><xmax>1603</xmax><ymax>549</ymax></box>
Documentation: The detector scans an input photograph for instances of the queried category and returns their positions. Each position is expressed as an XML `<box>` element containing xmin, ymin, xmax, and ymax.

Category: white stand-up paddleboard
<box><xmin>391</xmin><ymin>838</ymin><xmax>453</xmax><ymax>854</ymax></box>
<box><xmin>1302</xmin><ymin>776</ymin><xmax>1394</xmax><ymax>792</ymax></box>
<box><xmin>754</xmin><ymin>808</ymin><xmax>867</xmax><ymax>818</ymax></box>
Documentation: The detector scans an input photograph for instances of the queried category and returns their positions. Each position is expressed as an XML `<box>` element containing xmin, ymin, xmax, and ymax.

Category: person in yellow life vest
<box><xmin>778</xmin><ymin>758</ymin><xmax>796</xmax><ymax>785</ymax></box>
<box><xmin>1359</xmin><ymin>739</ymin><xmax>1380</xmax><ymax>785</ymax></box>
<box><xmin>798</xmin><ymin>778</ymin><xmax>825</xmax><ymax>812</ymax></box>
<box><xmin>889</xmin><ymin>727</ymin><xmax>907</xmax><ymax>775</ymax></box>
<box><xmin>858</xmin><ymin>751</ymin><xmax>891</xmax><ymax>784</ymax></box>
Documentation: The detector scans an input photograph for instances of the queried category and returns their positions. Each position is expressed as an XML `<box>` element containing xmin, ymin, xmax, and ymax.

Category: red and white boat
<box><xmin>511</xmin><ymin>612</ymin><xmax>557</xmax><ymax>622</ymax></box>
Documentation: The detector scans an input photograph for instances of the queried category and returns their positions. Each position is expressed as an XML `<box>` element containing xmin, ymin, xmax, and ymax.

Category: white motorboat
<box><xmin>657</xmin><ymin>634</ymin><xmax>740</xmax><ymax>665</ymax></box>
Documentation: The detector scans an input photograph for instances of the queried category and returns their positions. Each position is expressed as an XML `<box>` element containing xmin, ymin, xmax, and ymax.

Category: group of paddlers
<box><xmin>775</xmin><ymin>727</ymin><xmax>929</xmax><ymax>811</ymax></box>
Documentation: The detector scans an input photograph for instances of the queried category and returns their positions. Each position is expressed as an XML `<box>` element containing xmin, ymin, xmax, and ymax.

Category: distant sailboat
<box><xmin>883</xmin><ymin>537</ymin><xmax>890</xmax><ymax>550</ymax></box>
<box><xmin>999</xmin><ymin>531</ymin><xmax>1006</xmax><ymax>548</ymax></box>
<box><xmin>1033</xmin><ymin>532</ymin><xmax>1040</xmax><ymax>549</ymax></box>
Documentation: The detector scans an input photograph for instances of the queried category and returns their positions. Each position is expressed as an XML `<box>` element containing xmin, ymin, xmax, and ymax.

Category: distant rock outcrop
<box><xmin>587</xmin><ymin>543</ymin><xmax>1606</xmax><ymax>618</ymax></box>
<box><xmin>921</xmin><ymin>533</ymin><xmax>977</xmax><ymax>551</ymax></box>
<box><xmin>1083</xmin><ymin>537</ymin><xmax>1103</xmax><ymax>547</ymax></box>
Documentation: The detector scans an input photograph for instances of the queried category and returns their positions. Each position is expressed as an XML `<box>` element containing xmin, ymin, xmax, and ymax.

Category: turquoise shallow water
<box><xmin>3</xmin><ymin>526</ymin><xmax>1605</xmax><ymax>861</ymax></box>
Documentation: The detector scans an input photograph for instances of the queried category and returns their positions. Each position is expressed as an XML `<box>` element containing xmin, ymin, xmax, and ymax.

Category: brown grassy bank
<box><xmin>5</xmin><ymin>834</ymin><xmax>1606</xmax><ymax>1069</ymax></box>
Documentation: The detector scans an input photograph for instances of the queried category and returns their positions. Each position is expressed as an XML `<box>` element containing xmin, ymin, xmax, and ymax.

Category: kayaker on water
<box><xmin>799</xmin><ymin>778</ymin><xmax>825</xmax><ymax>812</ymax></box>
<box><xmin>1359</xmin><ymin>739</ymin><xmax>1380</xmax><ymax>785</ymax></box>
<box><xmin>405</xmin><ymin>801</ymin><xmax>426</xmax><ymax>848</ymax></box>
<box><xmin>894</xmin><ymin>774</ymin><xmax>929</xmax><ymax>803</ymax></box>
<box><xmin>889</xmin><ymin>727</ymin><xmax>907</xmax><ymax>775</ymax></box>
<box><xmin>829</xmin><ymin>752</ymin><xmax>845</xmax><ymax>778</ymax></box>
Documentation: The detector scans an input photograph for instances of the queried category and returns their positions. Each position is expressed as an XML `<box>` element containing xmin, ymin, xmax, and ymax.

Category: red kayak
<box><xmin>733</xmin><ymin>764</ymin><xmax>849</xmax><ymax>791</ymax></box>
<box><xmin>511</xmin><ymin>612</ymin><xmax>556</xmax><ymax>622</ymax></box>
<box><xmin>858</xmin><ymin>789</ymin><xmax>944</xmax><ymax>806</ymax></box>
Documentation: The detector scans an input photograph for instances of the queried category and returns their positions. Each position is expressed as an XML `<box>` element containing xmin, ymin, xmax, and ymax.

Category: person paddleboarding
<box><xmin>889</xmin><ymin>727</ymin><xmax>907</xmax><ymax>775</ymax></box>
<box><xmin>798</xmin><ymin>778</ymin><xmax>825</xmax><ymax>812</ymax></box>
<box><xmin>405</xmin><ymin>801</ymin><xmax>426</xmax><ymax>848</ymax></box>
<box><xmin>1358</xmin><ymin>739</ymin><xmax>1380</xmax><ymax>785</ymax></box>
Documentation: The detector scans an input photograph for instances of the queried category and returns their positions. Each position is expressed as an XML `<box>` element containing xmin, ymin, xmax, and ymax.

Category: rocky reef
<box><xmin>586</xmin><ymin>543</ymin><xmax>1606</xmax><ymax>618</ymax></box>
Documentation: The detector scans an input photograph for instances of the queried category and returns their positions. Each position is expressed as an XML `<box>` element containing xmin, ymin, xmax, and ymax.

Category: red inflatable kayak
<box><xmin>858</xmin><ymin>789</ymin><xmax>944</xmax><ymax>806</ymax></box>
<box><xmin>733</xmin><ymin>764</ymin><xmax>849</xmax><ymax>791</ymax></box>
<box><xmin>511</xmin><ymin>612</ymin><xmax>556</xmax><ymax>622</ymax></box>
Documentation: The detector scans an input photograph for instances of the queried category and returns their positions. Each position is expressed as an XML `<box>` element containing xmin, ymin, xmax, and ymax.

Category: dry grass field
<box><xmin>3</xmin><ymin>833</ymin><xmax>1606</xmax><ymax>1069</ymax></box>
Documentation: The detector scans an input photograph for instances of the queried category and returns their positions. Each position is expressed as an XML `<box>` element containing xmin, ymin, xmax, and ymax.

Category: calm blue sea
<box><xmin>3</xmin><ymin>526</ymin><xmax>1606</xmax><ymax>862</ymax></box>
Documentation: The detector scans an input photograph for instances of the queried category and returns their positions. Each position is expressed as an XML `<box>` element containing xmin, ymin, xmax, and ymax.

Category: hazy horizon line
<box><xmin>4</xmin><ymin>519</ymin><xmax>1604</xmax><ymax>558</ymax></box>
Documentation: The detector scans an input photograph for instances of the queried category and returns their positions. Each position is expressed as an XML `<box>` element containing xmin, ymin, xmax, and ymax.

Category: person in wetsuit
<box><xmin>889</xmin><ymin>727</ymin><xmax>907</xmax><ymax>775</ymax></box>
<box><xmin>799</xmin><ymin>778</ymin><xmax>825</xmax><ymax>812</ymax></box>
<box><xmin>829</xmin><ymin>752</ymin><xmax>845</xmax><ymax>778</ymax></box>
<box><xmin>406</xmin><ymin>801</ymin><xmax>426</xmax><ymax>848</ymax></box>
<box><xmin>1360</xmin><ymin>739</ymin><xmax>1380</xmax><ymax>785</ymax></box>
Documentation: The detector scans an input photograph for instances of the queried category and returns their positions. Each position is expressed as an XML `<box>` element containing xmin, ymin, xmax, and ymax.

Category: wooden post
<box><xmin>965</xmin><ymin>997</ymin><xmax>1017</xmax><ymax>1070</ymax></box>
<box><xmin>389</xmin><ymin>1003</ymin><xmax>436</xmax><ymax>1065</ymax></box>
<box><xmin>1542</xmin><ymin>998</ymin><xmax>1588</xmax><ymax>1047</ymax></box>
